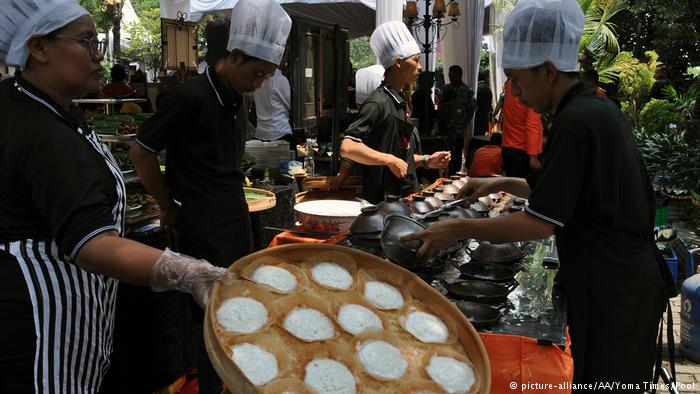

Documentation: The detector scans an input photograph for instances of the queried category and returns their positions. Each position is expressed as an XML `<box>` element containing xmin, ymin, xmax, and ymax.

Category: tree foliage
<box><xmin>122</xmin><ymin>7</ymin><xmax>161</xmax><ymax>71</ymax></box>
<box><xmin>613</xmin><ymin>0</ymin><xmax>700</xmax><ymax>85</ymax></box>
<box><xmin>349</xmin><ymin>36</ymin><xmax>375</xmax><ymax>72</ymax></box>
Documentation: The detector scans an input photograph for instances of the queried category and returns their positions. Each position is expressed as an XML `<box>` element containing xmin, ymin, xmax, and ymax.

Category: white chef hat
<box><xmin>227</xmin><ymin>0</ymin><xmax>292</xmax><ymax>66</ymax></box>
<box><xmin>0</xmin><ymin>0</ymin><xmax>88</xmax><ymax>69</ymax></box>
<box><xmin>355</xmin><ymin>64</ymin><xmax>385</xmax><ymax>104</ymax></box>
<box><xmin>370</xmin><ymin>21</ymin><xmax>421</xmax><ymax>69</ymax></box>
<box><xmin>502</xmin><ymin>0</ymin><xmax>585</xmax><ymax>72</ymax></box>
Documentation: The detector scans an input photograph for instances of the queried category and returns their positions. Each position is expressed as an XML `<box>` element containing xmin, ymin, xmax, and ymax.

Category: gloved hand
<box><xmin>150</xmin><ymin>248</ymin><xmax>235</xmax><ymax>308</ymax></box>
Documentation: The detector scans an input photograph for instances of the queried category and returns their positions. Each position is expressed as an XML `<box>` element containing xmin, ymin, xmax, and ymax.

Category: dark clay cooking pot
<box><xmin>408</xmin><ymin>195</ymin><xmax>434</xmax><ymax>215</ymax></box>
<box><xmin>471</xmin><ymin>241</ymin><xmax>525</xmax><ymax>265</ymax></box>
<box><xmin>377</xmin><ymin>195</ymin><xmax>411</xmax><ymax>217</ymax></box>
<box><xmin>349</xmin><ymin>205</ymin><xmax>385</xmax><ymax>237</ymax></box>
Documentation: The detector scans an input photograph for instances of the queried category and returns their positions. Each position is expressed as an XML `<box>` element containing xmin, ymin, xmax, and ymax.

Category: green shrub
<box><xmin>639</xmin><ymin>99</ymin><xmax>683</xmax><ymax>134</ymax></box>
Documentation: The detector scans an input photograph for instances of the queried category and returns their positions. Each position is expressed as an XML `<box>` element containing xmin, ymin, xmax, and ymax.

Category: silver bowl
<box><xmin>380</xmin><ymin>215</ymin><xmax>427</xmax><ymax>271</ymax></box>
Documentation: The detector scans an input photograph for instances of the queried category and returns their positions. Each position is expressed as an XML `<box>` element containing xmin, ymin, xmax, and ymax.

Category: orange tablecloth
<box><xmin>268</xmin><ymin>230</ymin><xmax>348</xmax><ymax>247</ymax></box>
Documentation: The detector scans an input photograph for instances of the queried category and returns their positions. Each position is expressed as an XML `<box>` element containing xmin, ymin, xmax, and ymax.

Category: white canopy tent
<box><xmin>160</xmin><ymin>0</ymin><xmax>379</xmax><ymax>38</ymax></box>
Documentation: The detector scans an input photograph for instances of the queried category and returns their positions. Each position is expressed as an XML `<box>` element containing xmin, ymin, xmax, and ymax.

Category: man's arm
<box><xmin>129</xmin><ymin>144</ymin><xmax>178</xmax><ymax>229</ymax></box>
<box><xmin>340</xmin><ymin>138</ymin><xmax>407</xmax><ymax>178</ymax></box>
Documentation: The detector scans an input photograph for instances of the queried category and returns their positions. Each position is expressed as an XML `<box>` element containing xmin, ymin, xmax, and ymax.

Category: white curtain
<box><xmin>441</xmin><ymin>0</ymin><xmax>484</xmax><ymax>166</ymax></box>
<box><xmin>376</xmin><ymin>0</ymin><xmax>403</xmax><ymax>24</ymax></box>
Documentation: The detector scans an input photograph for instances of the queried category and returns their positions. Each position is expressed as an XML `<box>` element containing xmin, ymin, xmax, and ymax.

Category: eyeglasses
<box><xmin>53</xmin><ymin>35</ymin><xmax>101</xmax><ymax>56</ymax></box>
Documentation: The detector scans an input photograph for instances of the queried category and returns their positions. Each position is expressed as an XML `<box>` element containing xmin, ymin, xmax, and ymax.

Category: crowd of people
<box><xmin>0</xmin><ymin>0</ymin><xmax>687</xmax><ymax>392</ymax></box>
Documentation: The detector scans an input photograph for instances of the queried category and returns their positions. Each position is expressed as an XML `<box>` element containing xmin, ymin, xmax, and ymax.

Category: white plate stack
<box><xmin>245</xmin><ymin>140</ymin><xmax>290</xmax><ymax>168</ymax></box>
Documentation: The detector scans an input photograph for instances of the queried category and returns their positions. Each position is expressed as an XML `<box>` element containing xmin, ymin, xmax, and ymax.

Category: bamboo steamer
<box><xmin>205</xmin><ymin>244</ymin><xmax>491</xmax><ymax>394</ymax></box>
<box><xmin>244</xmin><ymin>187</ymin><xmax>276</xmax><ymax>213</ymax></box>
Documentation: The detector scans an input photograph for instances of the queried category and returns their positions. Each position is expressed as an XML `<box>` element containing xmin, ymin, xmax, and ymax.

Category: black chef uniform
<box><xmin>136</xmin><ymin>66</ymin><xmax>252</xmax><ymax>267</ymax></box>
<box><xmin>344</xmin><ymin>82</ymin><xmax>423</xmax><ymax>204</ymax></box>
<box><xmin>0</xmin><ymin>73</ymin><xmax>126</xmax><ymax>393</ymax></box>
<box><xmin>525</xmin><ymin>82</ymin><xmax>667</xmax><ymax>389</ymax></box>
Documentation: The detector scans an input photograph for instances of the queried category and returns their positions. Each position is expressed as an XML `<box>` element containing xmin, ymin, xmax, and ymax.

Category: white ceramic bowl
<box><xmin>294</xmin><ymin>199</ymin><xmax>364</xmax><ymax>234</ymax></box>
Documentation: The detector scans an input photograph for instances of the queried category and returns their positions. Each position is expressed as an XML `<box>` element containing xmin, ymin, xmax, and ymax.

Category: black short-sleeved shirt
<box><xmin>136</xmin><ymin>67</ymin><xmax>243</xmax><ymax>200</ymax></box>
<box><xmin>525</xmin><ymin>82</ymin><xmax>662</xmax><ymax>290</ymax></box>
<box><xmin>0</xmin><ymin>74</ymin><xmax>120</xmax><ymax>259</ymax></box>
<box><xmin>344</xmin><ymin>83</ymin><xmax>422</xmax><ymax>204</ymax></box>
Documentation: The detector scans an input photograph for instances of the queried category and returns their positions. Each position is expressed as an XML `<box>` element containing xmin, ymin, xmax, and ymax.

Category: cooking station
<box><xmin>324</xmin><ymin>177</ymin><xmax>569</xmax><ymax>347</ymax></box>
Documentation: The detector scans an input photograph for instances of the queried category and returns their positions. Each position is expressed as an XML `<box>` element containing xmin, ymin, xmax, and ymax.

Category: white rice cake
<box><xmin>337</xmin><ymin>304</ymin><xmax>383</xmax><ymax>336</ymax></box>
<box><xmin>311</xmin><ymin>262</ymin><xmax>353</xmax><ymax>290</ymax></box>
<box><xmin>231</xmin><ymin>343</ymin><xmax>278</xmax><ymax>386</ymax></box>
<box><xmin>252</xmin><ymin>265</ymin><xmax>297</xmax><ymax>292</ymax></box>
<box><xmin>305</xmin><ymin>358</ymin><xmax>356</xmax><ymax>394</ymax></box>
<box><xmin>356</xmin><ymin>340</ymin><xmax>407</xmax><ymax>380</ymax></box>
<box><xmin>363</xmin><ymin>281</ymin><xmax>404</xmax><ymax>310</ymax></box>
<box><xmin>216</xmin><ymin>297</ymin><xmax>268</xmax><ymax>333</ymax></box>
<box><xmin>284</xmin><ymin>307</ymin><xmax>335</xmax><ymax>341</ymax></box>
<box><xmin>404</xmin><ymin>311</ymin><xmax>449</xmax><ymax>343</ymax></box>
<box><xmin>426</xmin><ymin>355</ymin><xmax>476</xmax><ymax>394</ymax></box>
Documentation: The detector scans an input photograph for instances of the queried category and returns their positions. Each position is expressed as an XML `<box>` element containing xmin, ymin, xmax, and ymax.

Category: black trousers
<box><xmin>176</xmin><ymin>187</ymin><xmax>253</xmax><ymax>394</ymax></box>
<box><xmin>501</xmin><ymin>147</ymin><xmax>531</xmax><ymax>178</ymax></box>
<box><xmin>0</xmin><ymin>251</ymin><xmax>36</xmax><ymax>394</ymax></box>
<box><xmin>446</xmin><ymin>131</ymin><xmax>464</xmax><ymax>175</ymax></box>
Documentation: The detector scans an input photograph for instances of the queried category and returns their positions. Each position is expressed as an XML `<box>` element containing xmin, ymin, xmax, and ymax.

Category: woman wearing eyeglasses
<box><xmin>0</xmin><ymin>2</ymin><xmax>232</xmax><ymax>392</ymax></box>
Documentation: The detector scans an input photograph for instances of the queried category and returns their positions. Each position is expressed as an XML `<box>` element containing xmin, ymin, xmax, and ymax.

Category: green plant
<box><xmin>122</xmin><ymin>8</ymin><xmax>161</xmax><ymax>72</ymax></box>
<box><xmin>349</xmin><ymin>36</ymin><xmax>375</xmax><ymax>73</ymax></box>
<box><xmin>636</xmin><ymin>129</ymin><xmax>700</xmax><ymax>195</ymax></box>
<box><xmin>639</xmin><ymin>99</ymin><xmax>683</xmax><ymax>134</ymax></box>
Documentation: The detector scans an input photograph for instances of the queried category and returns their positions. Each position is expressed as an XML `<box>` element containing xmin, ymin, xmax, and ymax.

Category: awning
<box><xmin>161</xmin><ymin>0</ymin><xmax>377</xmax><ymax>37</ymax></box>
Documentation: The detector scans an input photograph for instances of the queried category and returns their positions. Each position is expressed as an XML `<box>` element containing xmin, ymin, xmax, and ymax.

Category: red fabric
<box><xmin>469</xmin><ymin>145</ymin><xmax>503</xmax><ymax>177</ymax></box>
<box><xmin>479</xmin><ymin>331</ymin><xmax>574</xmax><ymax>394</ymax></box>
<box><xmin>501</xmin><ymin>80</ymin><xmax>543</xmax><ymax>156</ymax></box>
<box><xmin>102</xmin><ymin>81</ymin><xmax>136</xmax><ymax>98</ymax></box>
<box><xmin>268</xmin><ymin>230</ymin><xmax>348</xmax><ymax>247</ymax></box>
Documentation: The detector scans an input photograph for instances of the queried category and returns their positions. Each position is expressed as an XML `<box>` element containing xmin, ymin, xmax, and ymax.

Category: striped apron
<box><xmin>0</xmin><ymin>81</ymin><xmax>126</xmax><ymax>393</ymax></box>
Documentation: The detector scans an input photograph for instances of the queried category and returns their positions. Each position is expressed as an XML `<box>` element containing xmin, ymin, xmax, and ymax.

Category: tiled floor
<box><xmin>661</xmin><ymin>297</ymin><xmax>700</xmax><ymax>393</ymax></box>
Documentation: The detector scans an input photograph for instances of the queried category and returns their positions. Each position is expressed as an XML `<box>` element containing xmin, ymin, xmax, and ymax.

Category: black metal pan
<box><xmin>457</xmin><ymin>261</ymin><xmax>518</xmax><ymax>282</ymax></box>
<box><xmin>455</xmin><ymin>300</ymin><xmax>505</xmax><ymax>329</ymax></box>
<box><xmin>441</xmin><ymin>279</ymin><xmax>518</xmax><ymax>304</ymax></box>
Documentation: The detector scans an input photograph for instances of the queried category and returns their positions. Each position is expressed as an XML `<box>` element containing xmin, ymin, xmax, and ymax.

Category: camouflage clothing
<box><xmin>440</xmin><ymin>82</ymin><xmax>477</xmax><ymax>135</ymax></box>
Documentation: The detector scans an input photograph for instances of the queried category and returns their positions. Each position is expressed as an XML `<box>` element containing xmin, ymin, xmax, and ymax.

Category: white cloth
<box><xmin>0</xmin><ymin>0</ymin><xmax>88</xmax><ymax>68</ymax></box>
<box><xmin>227</xmin><ymin>0</ymin><xmax>292</xmax><ymax>66</ymax></box>
<box><xmin>502</xmin><ymin>0</ymin><xmax>584</xmax><ymax>72</ymax></box>
<box><xmin>253</xmin><ymin>69</ymin><xmax>292</xmax><ymax>140</ymax></box>
<box><xmin>355</xmin><ymin>64</ymin><xmax>385</xmax><ymax>104</ymax></box>
<box><xmin>370</xmin><ymin>20</ymin><xmax>421</xmax><ymax>69</ymax></box>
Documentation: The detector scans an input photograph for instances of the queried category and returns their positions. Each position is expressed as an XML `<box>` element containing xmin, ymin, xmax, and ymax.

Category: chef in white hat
<box><xmin>404</xmin><ymin>0</ymin><xmax>671</xmax><ymax>389</ymax></box>
<box><xmin>340</xmin><ymin>21</ymin><xmax>450</xmax><ymax>203</ymax></box>
<box><xmin>0</xmin><ymin>1</ymin><xmax>242</xmax><ymax>392</ymax></box>
<box><xmin>130</xmin><ymin>0</ymin><xmax>291</xmax><ymax>392</ymax></box>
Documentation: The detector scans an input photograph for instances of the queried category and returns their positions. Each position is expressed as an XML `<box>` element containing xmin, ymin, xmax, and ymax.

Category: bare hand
<box><xmin>159</xmin><ymin>202</ymin><xmax>179</xmax><ymax>231</ymax></box>
<box><xmin>426</xmin><ymin>151</ymin><xmax>451</xmax><ymax>169</ymax></box>
<box><xmin>386</xmin><ymin>156</ymin><xmax>408</xmax><ymax>178</ymax></box>
<box><xmin>400</xmin><ymin>219</ymin><xmax>467</xmax><ymax>261</ymax></box>
<box><xmin>529</xmin><ymin>156</ymin><xmax>542</xmax><ymax>171</ymax></box>
<box><xmin>457</xmin><ymin>177</ymin><xmax>504</xmax><ymax>204</ymax></box>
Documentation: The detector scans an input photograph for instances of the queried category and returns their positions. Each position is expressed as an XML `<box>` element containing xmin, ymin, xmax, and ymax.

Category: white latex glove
<box><xmin>150</xmin><ymin>248</ymin><xmax>235</xmax><ymax>308</ymax></box>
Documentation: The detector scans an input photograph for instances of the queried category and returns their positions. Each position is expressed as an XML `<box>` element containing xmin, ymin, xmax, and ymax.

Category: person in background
<box><xmin>340</xmin><ymin>21</ymin><xmax>450</xmax><ymax>204</ymax></box>
<box><xmin>102</xmin><ymin>63</ymin><xmax>136</xmax><ymax>98</ymax></box>
<box><xmin>405</xmin><ymin>0</ymin><xmax>670</xmax><ymax>389</ymax></box>
<box><xmin>581</xmin><ymin>69</ymin><xmax>606</xmax><ymax>98</ymax></box>
<box><xmin>411</xmin><ymin>71</ymin><xmax>437</xmax><ymax>135</ymax></box>
<box><xmin>492</xmin><ymin>88</ymin><xmax>506</xmax><ymax>126</ymax></box>
<box><xmin>129</xmin><ymin>1</ymin><xmax>291</xmax><ymax>392</ymax></box>
<box><xmin>253</xmin><ymin>49</ymin><xmax>293</xmax><ymax>147</ymax></box>
<box><xmin>500</xmin><ymin>78</ymin><xmax>543</xmax><ymax>177</ymax></box>
<box><xmin>355</xmin><ymin>64</ymin><xmax>385</xmax><ymax>105</ymax></box>
<box><xmin>474</xmin><ymin>70</ymin><xmax>493</xmax><ymax>136</ymax></box>
<box><xmin>643</xmin><ymin>63</ymin><xmax>673</xmax><ymax>107</ymax></box>
<box><xmin>440</xmin><ymin>65</ymin><xmax>477</xmax><ymax>174</ymax></box>
<box><xmin>0</xmin><ymin>1</ymin><xmax>232</xmax><ymax>392</ymax></box>
<box><xmin>468</xmin><ymin>132</ymin><xmax>503</xmax><ymax>177</ymax></box>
